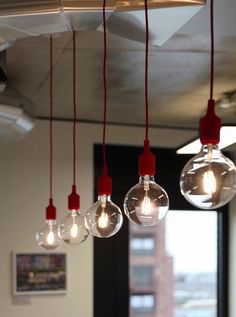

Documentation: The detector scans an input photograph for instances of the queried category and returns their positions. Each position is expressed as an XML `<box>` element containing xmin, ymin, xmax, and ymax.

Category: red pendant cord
<box><xmin>67</xmin><ymin>31</ymin><xmax>80</xmax><ymax>210</ymax></box>
<box><xmin>199</xmin><ymin>0</ymin><xmax>221</xmax><ymax>145</ymax></box>
<box><xmin>102</xmin><ymin>0</ymin><xmax>107</xmax><ymax>168</ymax></box>
<box><xmin>144</xmin><ymin>0</ymin><xmax>149</xmax><ymax>141</ymax></box>
<box><xmin>97</xmin><ymin>0</ymin><xmax>112</xmax><ymax>195</ymax></box>
<box><xmin>46</xmin><ymin>36</ymin><xmax>56</xmax><ymax>220</ymax></box>
<box><xmin>138</xmin><ymin>0</ymin><xmax>156</xmax><ymax>176</ymax></box>
<box><xmin>49</xmin><ymin>36</ymin><xmax>53</xmax><ymax>200</ymax></box>
<box><xmin>73</xmin><ymin>31</ymin><xmax>77</xmax><ymax>186</ymax></box>
<box><xmin>210</xmin><ymin>0</ymin><xmax>214</xmax><ymax>100</ymax></box>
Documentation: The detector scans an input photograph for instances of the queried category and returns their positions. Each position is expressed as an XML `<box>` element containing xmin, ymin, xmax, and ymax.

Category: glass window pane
<box><xmin>129</xmin><ymin>210</ymin><xmax>217</xmax><ymax>317</ymax></box>
<box><xmin>131</xmin><ymin>235</ymin><xmax>155</xmax><ymax>256</ymax></box>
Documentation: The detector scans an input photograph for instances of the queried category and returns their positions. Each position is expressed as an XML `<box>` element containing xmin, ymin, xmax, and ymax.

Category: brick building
<box><xmin>130</xmin><ymin>220</ymin><xmax>174</xmax><ymax>317</ymax></box>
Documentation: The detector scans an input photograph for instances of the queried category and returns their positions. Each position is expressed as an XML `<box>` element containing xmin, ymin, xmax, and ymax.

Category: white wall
<box><xmin>0</xmin><ymin>120</ymin><xmax>203</xmax><ymax>317</ymax></box>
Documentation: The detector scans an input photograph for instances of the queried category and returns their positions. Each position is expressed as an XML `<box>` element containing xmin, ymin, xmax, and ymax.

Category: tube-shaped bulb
<box><xmin>180</xmin><ymin>144</ymin><xmax>236</xmax><ymax>209</ymax></box>
<box><xmin>85</xmin><ymin>195</ymin><xmax>123</xmax><ymax>238</ymax></box>
<box><xmin>36</xmin><ymin>220</ymin><xmax>61</xmax><ymax>250</ymax></box>
<box><xmin>124</xmin><ymin>175</ymin><xmax>169</xmax><ymax>226</ymax></box>
<box><xmin>59</xmin><ymin>209</ymin><xmax>89</xmax><ymax>245</ymax></box>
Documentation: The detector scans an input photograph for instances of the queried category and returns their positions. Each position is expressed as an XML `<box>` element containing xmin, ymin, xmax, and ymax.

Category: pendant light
<box><xmin>36</xmin><ymin>37</ymin><xmax>61</xmax><ymax>250</ymax></box>
<box><xmin>59</xmin><ymin>31</ymin><xmax>89</xmax><ymax>245</ymax></box>
<box><xmin>123</xmin><ymin>0</ymin><xmax>169</xmax><ymax>227</ymax></box>
<box><xmin>180</xmin><ymin>0</ymin><xmax>236</xmax><ymax>210</ymax></box>
<box><xmin>85</xmin><ymin>0</ymin><xmax>123</xmax><ymax>238</ymax></box>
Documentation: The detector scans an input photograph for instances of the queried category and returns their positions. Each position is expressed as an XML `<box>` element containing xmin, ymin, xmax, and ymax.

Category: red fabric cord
<box><xmin>49</xmin><ymin>36</ymin><xmax>53</xmax><ymax>200</ymax></box>
<box><xmin>73</xmin><ymin>31</ymin><xmax>77</xmax><ymax>185</ymax></box>
<box><xmin>102</xmin><ymin>0</ymin><xmax>107</xmax><ymax>168</ymax></box>
<box><xmin>210</xmin><ymin>0</ymin><xmax>214</xmax><ymax>100</ymax></box>
<box><xmin>144</xmin><ymin>0</ymin><xmax>149</xmax><ymax>141</ymax></box>
<box><xmin>97</xmin><ymin>0</ymin><xmax>113</xmax><ymax>195</ymax></box>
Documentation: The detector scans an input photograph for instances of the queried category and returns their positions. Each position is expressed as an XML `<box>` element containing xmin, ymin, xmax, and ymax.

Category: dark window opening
<box><xmin>94</xmin><ymin>145</ymin><xmax>228</xmax><ymax>317</ymax></box>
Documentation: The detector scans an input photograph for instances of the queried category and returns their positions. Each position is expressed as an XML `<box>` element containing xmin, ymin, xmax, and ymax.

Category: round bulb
<box><xmin>180</xmin><ymin>144</ymin><xmax>236</xmax><ymax>209</ymax></box>
<box><xmin>36</xmin><ymin>220</ymin><xmax>61</xmax><ymax>250</ymax></box>
<box><xmin>85</xmin><ymin>195</ymin><xmax>123</xmax><ymax>238</ymax></box>
<box><xmin>59</xmin><ymin>210</ymin><xmax>89</xmax><ymax>245</ymax></box>
<box><xmin>124</xmin><ymin>175</ymin><xmax>169</xmax><ymax>226</ymax></box>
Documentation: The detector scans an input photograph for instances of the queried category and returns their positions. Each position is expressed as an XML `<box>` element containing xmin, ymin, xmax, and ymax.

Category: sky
<box><xmin>166</xmin><ymin>210</ymin><xmax>217</xmax><ymax>274</ymax></box>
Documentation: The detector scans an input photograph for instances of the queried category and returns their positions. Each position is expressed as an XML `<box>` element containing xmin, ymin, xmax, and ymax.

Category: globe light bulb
<box><xmin>124</xmin><ymin>175</ymin><xmax>169</xmax><ymax>226</ymax></box>
<box><xmin>180</xmin><ymin>143</ymin><xmax>236</xmax><ymax>209</ymax></box>
<box><xmin>36</xmin><ymin>199</ymin><xmax>61</xmax><ymax>250</ymax></box>
<box><xmin>85</xmin><ymin>194</ymin><xmax>123</xmax><ymax>238</ymax></box>
<box><xmin>59</xmin><ymin>185</ymin><xmax>89</xmax><ymax>245</ymax></box>
<box><xmin>124</xmin><ymin>139</ymin><xmax>169</xmax><ymax>226</ymax></box>
<box><xmin>59</xmin><ymin>209</ymin><xmax>89</xmax><ymax>245</ymax></box>
<box><xmin>36</xmin><ymin>219</ymin><xmax>61</xmax><ymax>250</ymax></box>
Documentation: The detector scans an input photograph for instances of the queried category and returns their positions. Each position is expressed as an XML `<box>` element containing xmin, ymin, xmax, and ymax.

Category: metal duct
<box><xmin>0</xmin><ymin>88</ymin><xmax>35</xmax><ymax>142</ymax></box>
<box><xmin>0</xmin><ymin>1</ymin><xmax>206</xmax><ymax>14</ymax></box>
<box><xmin>0</xmin><ymin>0</ymin><xmax>205</xmax><ymax>49</ymax></box>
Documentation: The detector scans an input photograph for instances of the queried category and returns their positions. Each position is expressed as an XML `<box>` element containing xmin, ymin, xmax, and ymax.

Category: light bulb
<box><xmin>59</xmin><ymin>209</ymin><xmax>89</xmax><ymax>245</ymax></box>
<box><xmin>85</xmin><ymin>195</ymin><xmax>123</xmax><ymax>238</ymax></box>
<box><xmin>124</xmin><ymin>175</ymin><xmax>169</xmax><ymax>226</ymax></box>
<box><xmin>36</xmin><ymin>220</ymin><xmax>61</xmax><ymax>250</ymax></box>
<box><xmin>180</xmin><ymin>144</ymin><xmax>236</xmax><ymax>209</ymax></box>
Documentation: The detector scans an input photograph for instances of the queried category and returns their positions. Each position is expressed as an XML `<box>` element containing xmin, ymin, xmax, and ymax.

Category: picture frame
<box><xmin>12</xmin><ymin>252</ymin><xmax>67</xmax><ymax>296</ymax></box>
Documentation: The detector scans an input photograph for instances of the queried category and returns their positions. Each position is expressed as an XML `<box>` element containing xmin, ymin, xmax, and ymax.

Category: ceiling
<box><xmin>3</xmin><ymin>0</ymin><xmax>236</xmax><ymax>130</ymax></box>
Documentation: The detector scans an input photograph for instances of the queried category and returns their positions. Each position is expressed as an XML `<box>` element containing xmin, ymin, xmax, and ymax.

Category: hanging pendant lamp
<box><xmin>123</xmin><ymin>0</ymin><xmax>169</xmax><ymax>227</ymax></box>
<box><xmin>85</xmin><ymin>0</ymin><xmax>123</xmax><ymax>238</ymax></box>
<box><xmin>180</xmin><ymin>0</ymin><xmax>236</xmax><ymax>210</ymax></box>
<box><xmin>59</xmin><ymin>31</ymin><xmax>89</xmax><ymax>245</ymax></box>
<box><xmin>36</xmin><ymin>37</ymin><xmax>61</xmax><ymax>250</ymax></box>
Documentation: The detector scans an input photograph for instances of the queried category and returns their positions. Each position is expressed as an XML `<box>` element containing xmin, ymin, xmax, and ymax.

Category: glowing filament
<box><xmin>203</xmin><ymin>170</ymin><xmax>217</xmax><ymax>194</ymax></box>
<box><xmin>98</xmin><ymin>210</ymin><xmax>109</xmax><ymax>228</ymax></box>
<box><xmin>47</xmin><ymin>231</ymin><xmax>55</xmax><ymax>245</ymax></box>
<box><xmin>141</xmin><ymin>194</ymin><xmax>153</xmax><ymax>215</ymax></box>
<box><xmin>71</xmin><ymin>223</ymin><xmax>78</xmax><ymax>238</ymax></box>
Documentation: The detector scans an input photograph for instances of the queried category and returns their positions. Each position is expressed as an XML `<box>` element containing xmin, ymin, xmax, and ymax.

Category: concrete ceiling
<box><xmin>4</xmin><ymin>0</ymin><xmax>236</xmax><ymax>130</ymax></box>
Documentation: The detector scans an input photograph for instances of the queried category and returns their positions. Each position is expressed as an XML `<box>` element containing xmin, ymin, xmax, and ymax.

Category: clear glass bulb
<box><xmin>36</xmin><ymin>220</ymin><xmax>61</xmax><ymax>250</ymax></box>
<box><xmin>124</xmin><ymin>175</ymin><xmax>169</xmax><ymax>226</ymax></box>
<box><xmin>59</xmin><ymin>209</ymin><xmax>89</xmax><ymax>245</ymax></box>
<box><xmin>85</xmin><ymin>195</ymin><xmax>123</xmax><ymax>238</ymax></box>
<box><xmin>180</xmin><ymin>144</ymin><xmax>236</xmax><ymax>209</ymax></box>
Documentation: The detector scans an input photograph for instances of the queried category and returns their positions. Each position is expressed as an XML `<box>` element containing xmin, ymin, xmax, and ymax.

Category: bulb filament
<box><xmin>141</xmin><ymin>192</ymin><xmax>153</xmax><ymax>216</ymax></box>
<box><xmin>98</xmin><ymin>210</ymin><xmax>109</xmax><ymax>228</ymax></box>
<box><xmin>71</xmin><ymin>223</ymin><xmax>78</xmax><ymax>238</ymax></box>
<box><xmin>203</xmin><ymin>170</ymin><xmax>217</xmax><ymax>194</ymax></box>
<box><xmin>47</xmin><ymin>231</ymin><xmax>55</xmax><ymax>245</ymax></box>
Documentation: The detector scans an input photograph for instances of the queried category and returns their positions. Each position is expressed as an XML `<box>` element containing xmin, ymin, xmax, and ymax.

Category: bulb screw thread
<box><xmin>68</xmin><ymin>184</ymin><xmax>80</xmax><ymax>210</ymax></box>
<box><xmin>200</xmin><ymin>99</ymin><xmax>221</xmax><ymax>145</ymax></box>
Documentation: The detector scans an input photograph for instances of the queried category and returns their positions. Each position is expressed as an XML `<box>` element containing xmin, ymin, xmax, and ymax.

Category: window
<box><xmin>131</xmin><ymin>266</ymin><xmax>154</xmax><ymax>288</ymax></box>
<box><xmin>130</xmin><ymin>235</ymin><xmax>155</xmax><ymax>256</ymax></box>
<box><xmin>131</xmin><ymin>293</ymin><xmax>155</xmax><ymax>314</ymax></box>
<box><xmin>94</xmin><ymin>145</ymin><xmax>228</xmax><ymax>317</ymax></box>
<box><xmin>130</xmin><ymin>210</ymin><xmax>217</xmax><ymax>317</ymax></box>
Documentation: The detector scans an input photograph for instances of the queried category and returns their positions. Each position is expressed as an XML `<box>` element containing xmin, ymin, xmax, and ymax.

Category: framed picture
<box><xmin>12</xmin><ymin>252</ymin><xmax>67</xmax><ymax>295</ymax></box>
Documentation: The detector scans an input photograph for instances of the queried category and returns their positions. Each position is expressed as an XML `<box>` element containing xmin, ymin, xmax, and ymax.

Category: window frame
<box><xmin>93</xmin><ymin>144</ymin><xmax>228</xmax><ymax>317</ymax></box>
